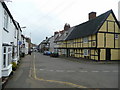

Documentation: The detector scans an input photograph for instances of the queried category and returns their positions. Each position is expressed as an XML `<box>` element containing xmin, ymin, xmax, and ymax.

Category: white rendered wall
<box><xmin>25</xmin><ymin>40</ymin><xmax>28</xmax><ymax>55</ymax></box>
<box><xmin>0</xmin><ymin>3</ymin><xmax>3</xmax><ymax>89</ymax></box>
<box><xmin>2</xmin><ymin>17</ymin><xmax>15</xmax><ymax>45</ymax></box>
<box><xmin>0</xmin><ymin>2</ymin><xmax>3</xmax><ymax>79</ymax></box>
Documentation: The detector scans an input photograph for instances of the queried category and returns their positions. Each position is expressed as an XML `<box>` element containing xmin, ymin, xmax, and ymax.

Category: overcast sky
<box><xmin>6</xmin><ymin>0</ymin><xmax>120</xmax><ymax>45</ymax></box>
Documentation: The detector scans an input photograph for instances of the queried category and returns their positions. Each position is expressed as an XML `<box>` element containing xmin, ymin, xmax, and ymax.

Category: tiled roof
<box><xmin>65</xmin><ymin>10</ymin><xmax>116</xmax><ymax>40</ymax></box>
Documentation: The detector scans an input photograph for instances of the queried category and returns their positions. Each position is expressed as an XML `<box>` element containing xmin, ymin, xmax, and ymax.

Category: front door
<box><xmin>106</xmin><ymin>49</ymin><xmax>111</xmax><ymax>60</ymax></box>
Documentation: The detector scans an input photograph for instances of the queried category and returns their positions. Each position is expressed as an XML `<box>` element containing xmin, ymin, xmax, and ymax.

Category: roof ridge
<box><xmin>65</xmin><ymin>10</ymin><xmax>113</xmax><ymax>40</ymax></box>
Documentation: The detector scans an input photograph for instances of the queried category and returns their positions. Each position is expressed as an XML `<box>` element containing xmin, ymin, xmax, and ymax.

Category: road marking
<box><xmin>33</xmin><ymin>53</ymin><xmax>87</xmax><ymax>88</ymax></box>
<box><xmin>39</xmin><ymin>68</ymin><xmax>118</xmax><ymax>73</ymax></box>
<box><xmin>91</xmin><ymin>71</ymin><xmax>99</xmax><ymax>72</ymax></box>
<box><xmin>67</xmin><ymin>70</ymin><xmax>75</xmax><ymax>72</ymax></box>
<box><xmin>49</xmin><ymin>70</ymin><xmax>54</xmax><ymax>72</ymax></box>
<box><xmin>35</xmin><ymin>77</ymin><xmax>87</xmax><ymax>88</ymax></box>
<box><xmin>56</xmin><ymin>70</ymin><xmax>64</xmax><ymax>72</ymax></box>
<box><xmin>79</xmin><ymin>71</ymin><xmax>88</xmax><ymax>72</ymax></box>
<box><xmin>112</xmin><ymin>71</ymin><xmax>118</xmax><ymax>72</ymax></box>
<box><xmin>102</xmin><ymin>71</ymin><xmax>110</xmax><ymax>72</ymax></box>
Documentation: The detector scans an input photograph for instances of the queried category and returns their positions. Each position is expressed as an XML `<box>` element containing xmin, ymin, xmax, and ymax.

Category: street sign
<box><xmin>18</xmin><ymin>41</ymin><xmax>22</xmax><ymax>45</ymax></box>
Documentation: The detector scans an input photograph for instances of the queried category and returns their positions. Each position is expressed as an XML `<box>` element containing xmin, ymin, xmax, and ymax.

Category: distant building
<box><xmin>39</xmin><ymin>37</ymin><xmax>50</xmax><ymax>52</ymax></box>
<box><xmin>49</xmin><ymin>36</ymin><xmax>54</xmax><ymax>52</ymax></box>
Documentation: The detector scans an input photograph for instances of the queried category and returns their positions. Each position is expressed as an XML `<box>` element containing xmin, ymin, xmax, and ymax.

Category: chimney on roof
<box><xmin>64</xmin><ymin>23</ymin><xmax>70</xmax><ymax>31</ymax></box>
<box><xmin>89</xmin><ymin>12</ymin><xmax>96</xmax><ymax>20</ymax></box>
<box><xmin>54</xmin><ymin>31</ymin><xmax>59</xmax><ymax>36</ymax></box>
<box><xmin>46</xmin><ymin>37</ymin><xmax>48</xmax><ymax>39</ymax></box>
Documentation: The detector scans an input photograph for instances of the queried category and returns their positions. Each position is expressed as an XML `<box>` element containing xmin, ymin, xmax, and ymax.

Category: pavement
<box><xmin>3</xmin><ymin>52</ymin><xmax>119</xmax><ymax>89</ymax></box>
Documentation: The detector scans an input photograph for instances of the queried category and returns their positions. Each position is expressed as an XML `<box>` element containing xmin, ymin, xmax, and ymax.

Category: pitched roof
<box><xmin>56</xmin><ymin>27</ymin><xmax>75</xmax><ymax>42</ymax></box>
<box><xmin>66</xmin><ymin>9</ymin><xmax>117</xmax><ymax>41</ymax></box>
<box><xmin>1</xmin><ymin>2</ymin><xmax>18</xmax><ymax>30</ymax></box>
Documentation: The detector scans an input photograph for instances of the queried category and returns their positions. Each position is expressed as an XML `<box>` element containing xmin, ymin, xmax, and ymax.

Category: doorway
<box><xmin>106</xmin><ymin>49</ymin><xmax>111</xmax><ymax>60</ymax></box>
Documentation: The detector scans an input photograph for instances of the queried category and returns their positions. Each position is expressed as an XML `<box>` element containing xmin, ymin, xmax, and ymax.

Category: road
<box><xmin>5</xmin><ymin>52</ymin><xmax>118</xmax><ymax>88</ymax></box>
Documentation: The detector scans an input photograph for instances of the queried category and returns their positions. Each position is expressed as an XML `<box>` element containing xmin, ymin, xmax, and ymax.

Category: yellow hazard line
<box><xmin>33</xmin><ymin>53</ymin><xmax>87</xmax><ymax>88</ymax></box>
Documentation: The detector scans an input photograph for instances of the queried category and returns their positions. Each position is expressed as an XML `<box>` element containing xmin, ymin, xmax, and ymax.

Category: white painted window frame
<box><xmin>84</xmin><ymin>49</ymin><xmax>89</xmax><ymax>56</ymax></box>
<box><xmin>3</xmin><ymin>46</ymin><xmax>12</xmax><ymax>68</ymax></box>
<box><xmin>83</xmin><ymin>37</ymin><xmax>88</xmax><ymax>43</ymax></box>
<box><xmin>3</xmin><ymin>10</ymin><xmax>9</xmax><ymax>30</ymax></box>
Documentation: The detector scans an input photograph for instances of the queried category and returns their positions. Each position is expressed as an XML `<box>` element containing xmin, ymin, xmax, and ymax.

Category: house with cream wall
<box><xmin>56</xmin><ymin>10</ymin><xmax>120</xmax><ymax>61</ymax></box>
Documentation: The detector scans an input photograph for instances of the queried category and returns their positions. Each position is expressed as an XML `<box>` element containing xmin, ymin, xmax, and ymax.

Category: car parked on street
<box><xmin>50</xmin><ymin>52</ymin><xmax>59</xmax><ymax>57</ymax></box>
<box><xmin>43</xmin><ymin>51</ymin><xmax>51</xmax><ymax>55</ymax></box>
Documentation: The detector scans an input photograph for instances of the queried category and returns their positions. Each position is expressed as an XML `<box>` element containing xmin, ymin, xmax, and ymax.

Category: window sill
<box><xmin>2</xmin><ymin>64</ymin><xmax>12</xmax><ymax>70</ymax></box>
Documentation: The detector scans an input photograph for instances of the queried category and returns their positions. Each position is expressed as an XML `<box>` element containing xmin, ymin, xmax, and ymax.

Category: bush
<box><xmin>12</xmin><ymin>62</ymin><xmax>17</xmax><ymax>71</ymax></box>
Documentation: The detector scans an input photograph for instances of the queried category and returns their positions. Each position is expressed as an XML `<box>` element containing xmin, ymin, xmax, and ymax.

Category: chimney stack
<box><xmin>64</xmin><ymin>23</ymin><xmax>70</xmax><ymax>31</ymax></box>
<box><xmin>89</xmin><ymin>12</ymin><xmax>96</xmax><ymax>20</ymax></box>
<box><xmin>46</xmin><ymin>37</ymin><xmax>48</xmax><ymax>39</ymax></box>
<box><xmin>54</xmin><ymin>31</ymin><xmax>59</xmax><ymax>36</ymax></box>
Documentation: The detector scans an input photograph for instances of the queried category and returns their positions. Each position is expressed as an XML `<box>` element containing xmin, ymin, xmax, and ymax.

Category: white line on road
<box><xmin>40</xmin><ymin>69</ymin><xmax>44</xmax><ymax>71</ymax></box>
<box><xmin>112</xmin><ymin>71</ymin><xmax>118</xmax><ymax>72</ymax></box>
<box><xmin>67</xmin><ymin>70</ymin><xmax>75</xmax><ymax>72</ymax></box>
<box><xmin>79</xmin><ymin>71</ymin><xmax>88</xmax><ymax>72</ymax></box>
<box><xmin>91</xmin><ymin>71</ymin><xmax>99</xmax><ymax>72</ymax></box>
<box><xmin>56</xmin><ymin>70</ymin><xmax>64</xmax><ymax>72</ymax></box>
<box><xmin>102</xmin><ymin>71</ymin><xmax>110</xmax><ymax>72</ymax></box>
<box><xmin>39</xmin><ymin>69</ymin><xmax>118</xmax><ymax>73</ymax></box>
<box><xmin>49</xmin><ymin>70</ymin><xmax>54</xmax><ymax>72</ymax></box>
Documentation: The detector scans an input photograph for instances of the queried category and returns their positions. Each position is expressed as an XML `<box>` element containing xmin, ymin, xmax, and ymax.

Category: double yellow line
<box><xmin>32</xmin><ymin>53</ymin><xmax>87</xmax><ymax>88</ymax></box>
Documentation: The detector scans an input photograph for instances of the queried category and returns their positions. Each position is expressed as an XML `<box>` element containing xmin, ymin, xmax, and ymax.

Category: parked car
<box><xmin>43</xmin><ymin>51</ymin><xmax>51</xmax><ymax>55</ymax></box>
<box><xmin>50</xmin><ymin>52</ymin><xmax>59</xmax><ymax>57</ymax></box>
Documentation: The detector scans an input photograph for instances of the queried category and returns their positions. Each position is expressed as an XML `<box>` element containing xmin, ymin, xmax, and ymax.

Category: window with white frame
<box><xmin>3</xmin><ymin>46</ymin><xmax>12</xmax><ymax>68</ymax></box>
<box><xmin>115</xmin><ymin>34</ymin><xmax>119</xmax><ymax>39</ymax></box>
<box><xmin>14</xmin><ymin>28</ymin><xmax>17</xmax><ymax>38</ymax></box>
<box><xmin>83</xmin><ymin>37</ymin><xmax>88</xmax><ymax>43</ymax></box>
<box><xmin>4</xmin><ymin>10</ymin><xmax>9</xmax><ymax>30</ymax></box>
<box><xmin>84</xmin><ymin>49</ymin><xmax>89</xmax><ymax>56</ymax></box>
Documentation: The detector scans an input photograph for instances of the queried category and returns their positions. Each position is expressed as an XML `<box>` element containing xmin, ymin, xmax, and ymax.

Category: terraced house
<box><xmin>55</xmin><ymin>10</ymin><xmax>120</xmax><ymax>61</ymax></box>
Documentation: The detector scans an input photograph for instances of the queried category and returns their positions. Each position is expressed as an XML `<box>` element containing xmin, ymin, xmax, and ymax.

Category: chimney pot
<box><xmin>54</xmin><ymin>32</ymin><xmax>59</xmax><ymax>35</ymax></box>
<box><xmin>64</xmin><ymin>23</ymin><xmax>70</xmax><ymax>31</ymax></box>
